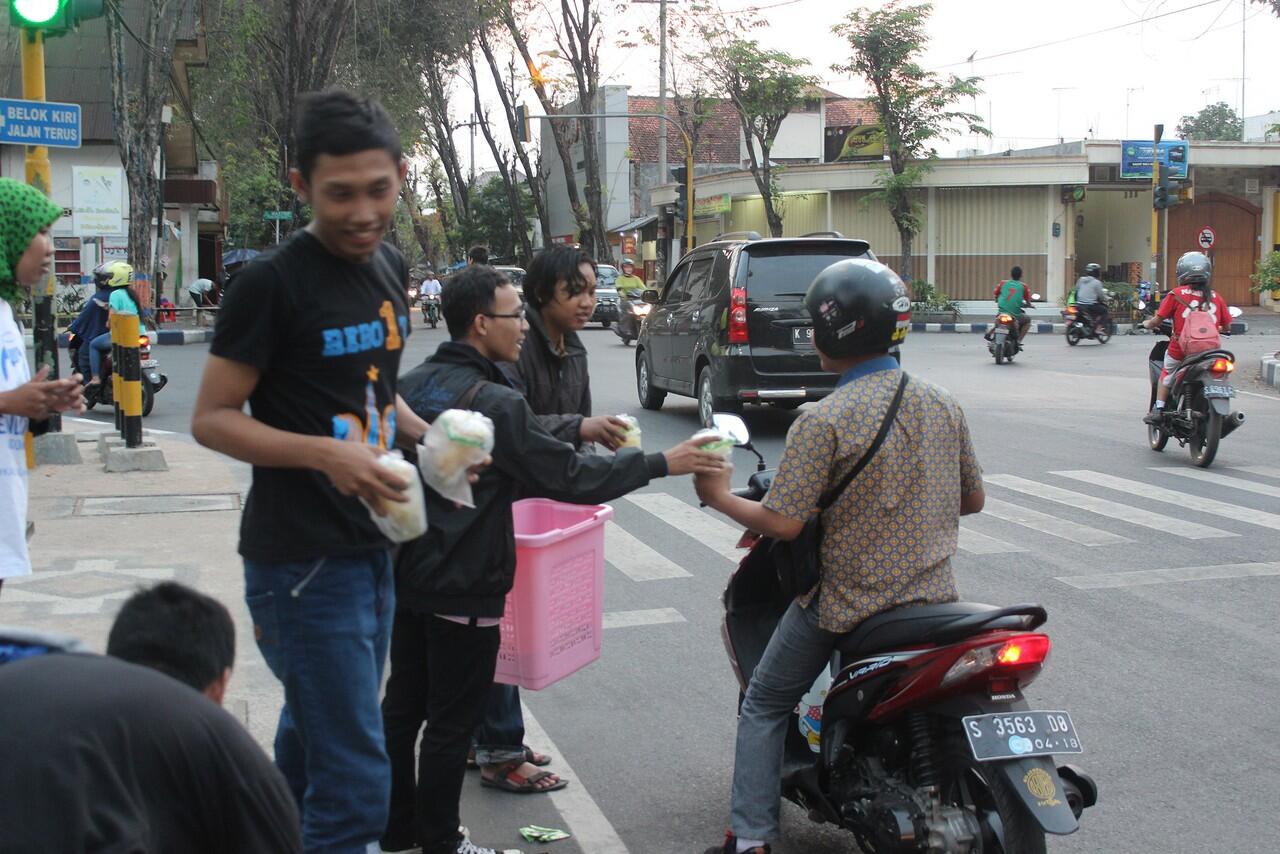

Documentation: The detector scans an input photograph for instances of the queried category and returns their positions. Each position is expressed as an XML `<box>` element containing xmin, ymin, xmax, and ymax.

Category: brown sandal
<box><xmin>479</xmin><ymin>761</ymin><xmax>567</xmax><ymax>794</ymax></box>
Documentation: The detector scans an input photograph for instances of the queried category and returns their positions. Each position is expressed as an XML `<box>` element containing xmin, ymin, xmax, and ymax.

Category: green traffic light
<box><xmin>12</xmin><ymin>0</ymin><xmax>62</xmax><ymax>25</ymax></box>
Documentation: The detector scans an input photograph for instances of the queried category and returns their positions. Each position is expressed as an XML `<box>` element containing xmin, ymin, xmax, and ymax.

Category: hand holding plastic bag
<box><xmin>419</xmin><ymin>409</ymin><xmax>495</xmax><ymax>508</ymax></box>
<box><xmin>360</xmin><ymin>451</ymin><xmax>429</xmax><ymax>542</ymax></box>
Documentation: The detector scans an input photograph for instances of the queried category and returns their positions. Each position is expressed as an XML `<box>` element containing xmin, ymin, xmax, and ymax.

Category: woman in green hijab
<box><xmin>0</xmin><ymin>177</ymin><xmax>85</xmax><ymax>594</ymax></box>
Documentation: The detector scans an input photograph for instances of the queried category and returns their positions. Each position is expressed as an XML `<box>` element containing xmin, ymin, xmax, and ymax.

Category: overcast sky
<box><xmin>458</xmin><ymin>0</ymin><xmax>1280</xmax><ymax>172</ymax></box>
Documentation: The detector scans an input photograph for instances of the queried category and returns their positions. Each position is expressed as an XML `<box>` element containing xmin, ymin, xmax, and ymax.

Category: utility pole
<box><xmin>656</xmin><ymin>0</ymin><xmax>668</xmax><ymax>186</ymax></box>
<box><xmin>1151</xmin><ymin>124</ymin><xmax>1162</xmax><ymax>286</ymax></box>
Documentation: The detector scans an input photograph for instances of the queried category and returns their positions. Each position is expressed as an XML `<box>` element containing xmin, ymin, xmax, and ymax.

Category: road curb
<box><xmin>916</xmin><ymin>321</ymin><xmax>1249</xmax><ymax>335</ymax></box>
<box><xmin>1261</xmin><ymin>353</ymin><xmax>1280</xmax><ymax>391</ymax></box>
<box><xmin>24</xmin><ymin>328</ymin><xmax>213</xmax><ymax>349</ymax></box>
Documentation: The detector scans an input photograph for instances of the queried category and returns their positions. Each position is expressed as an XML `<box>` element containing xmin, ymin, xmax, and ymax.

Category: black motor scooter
<box><xmin>66</xmin><ymin>329</ymin><xmax>167</xmax><ymax>417</ymax></box>
<box><xmin>612</xmin><ymin>295</ymin><xmax>649</xmax><ymax>346</ymax></box>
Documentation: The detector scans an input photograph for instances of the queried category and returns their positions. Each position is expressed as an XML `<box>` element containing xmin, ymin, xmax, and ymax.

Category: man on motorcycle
<box><xmin>1142</xmin><ymin>251</ymin><xmax>1231</xmax><ymax>426</ymax></box>
<box><xmin>1074</xmin><ymin>262</ymin><xmax>1109</xmax><ymax>331</ymax></box>
<box><xmin>990</xmin><ymin>265</ymin><xmax>1032</xmax><ymax>343</ymax></box>
<box><xmin>422</xmin><ymin>271</ymin><xmax>442</xmax><ymax>324</ymax></box>
<box><xmin>68</xmin><ymin>263</ymin><xmax>115</xmax><ymax>377</ymax></box>
<box><xmin>614</xmin><ymin>258</ymin><xmax>645</xmax><ymax>299</ymax></box>
<box><xmin>693</xmin><ymin>259</ymin><xmax>986</xmax><ymax>854</ymax></box>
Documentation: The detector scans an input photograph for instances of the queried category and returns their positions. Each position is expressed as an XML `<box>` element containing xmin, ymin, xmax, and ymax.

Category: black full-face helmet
<box><xmin>804</xmin><ymin>258</ymin><xmax>911</xmax><ymax>359</ymax></box>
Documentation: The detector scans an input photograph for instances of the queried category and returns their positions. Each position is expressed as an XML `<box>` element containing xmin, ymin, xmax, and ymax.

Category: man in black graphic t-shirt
<box><xmin>192</xmin><ymin>89</ymin><xmax>429</xmax><ymax>854</ymax></box>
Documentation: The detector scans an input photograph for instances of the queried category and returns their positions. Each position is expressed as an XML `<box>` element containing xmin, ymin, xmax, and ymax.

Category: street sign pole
<box><xmin>21</xmin><ymin>26</ymin><xmax>59</xmax><ymax>431</ymax></box>
<box><xmin>1150</xmin><ymin>124</ymin><xmax>1162</xmax><ymax>288</ymax></box>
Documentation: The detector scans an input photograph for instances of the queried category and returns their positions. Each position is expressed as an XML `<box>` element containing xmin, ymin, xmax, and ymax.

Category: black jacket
<box><xmin>504</xmin><ymin>308</ymin><xmax>591</xmax><ymax>447</ymax></box>
<box><xmin>396</xmin><ymin>342</ymin><xmax>668</xmax><ymax>617</ymax></box>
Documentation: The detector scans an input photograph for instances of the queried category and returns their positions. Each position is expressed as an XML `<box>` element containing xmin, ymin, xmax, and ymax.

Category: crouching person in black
<box><xmin>381</xmin><ymin>264</ymin><xmax>724</xmax><ymax>854</ymax></box>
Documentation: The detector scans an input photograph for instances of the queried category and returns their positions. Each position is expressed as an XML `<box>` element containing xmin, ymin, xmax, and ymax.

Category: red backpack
<box><xmin>1172</xmin><ymin>291</ymin><xmax>1221</xmax><ymax>356</ymax></box>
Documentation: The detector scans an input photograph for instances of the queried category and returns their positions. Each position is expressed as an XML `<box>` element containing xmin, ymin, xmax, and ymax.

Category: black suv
<box><xmin>635</xmin><ymin>232</ymin><xmax>875</xmax><ymax>425</ymax></box>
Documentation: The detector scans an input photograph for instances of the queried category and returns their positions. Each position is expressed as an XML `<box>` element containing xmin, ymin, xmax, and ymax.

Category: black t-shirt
<box><xmin>211</xmin><ymin>230</ymin><xmax>410</xmax><ymax>561</ymax></box>
<box><xmin>0</xmin><ymin>654</ymin><xmax>302</xmax><ymax>853</ymax></box>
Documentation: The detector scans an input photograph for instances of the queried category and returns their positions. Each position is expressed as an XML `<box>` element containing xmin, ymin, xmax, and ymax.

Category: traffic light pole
<box><xmin>1150</xmin><ymin>124</ymin><xmax>1162</xmax><ymax>289</ymax></box>
<box><xmin>21</xmin><ymin>27</ymin><xmax>59</xmax><ymax>432</ymax></box>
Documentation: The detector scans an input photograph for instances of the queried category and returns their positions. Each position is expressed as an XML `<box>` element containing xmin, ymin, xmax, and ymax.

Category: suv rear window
<box><xmin>743</xmin><ymin>244</ymin><xmax>872</xmax><ymax>301</ymax></box>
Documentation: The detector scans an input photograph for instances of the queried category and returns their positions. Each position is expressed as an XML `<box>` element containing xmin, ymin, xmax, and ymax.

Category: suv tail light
<box><xmin>940</xmin><ymin>633</ymin><xmax>1051</xmax><ymax>689</ymax></box>
<box><xmin>728</xmin><ymin>286</ymin><xmax>749</xmax><ymax>344</ymax></box>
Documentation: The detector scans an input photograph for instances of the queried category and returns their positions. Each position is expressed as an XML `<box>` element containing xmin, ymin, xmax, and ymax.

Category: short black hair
<box><xmin>443</xmin><ymin>264</ymin><xmax>511</xmax><ymax>339</ymax></box>
<box><xmin>468</xmin><ymin>246</ymin><xmax>490</xmax><ymax>265</ymax></box>
<box><xmin>524</xmin><ymin>245</ymin><xmax>596</xmax><ymax>310</ymax></box>
<box><xmin>107</xmin><ymin>582</ymin><xmax>235</xmax><ymax>694</ymax></box>
<box><xmin>1010</xmin><ymin>266</ymin><xmax>1023</xmax><ymax>280</ymax></box>
<box><xmin>294</xmin><ymin>88</ymin><xmax>402</xmax><ymax>180</ymax></box>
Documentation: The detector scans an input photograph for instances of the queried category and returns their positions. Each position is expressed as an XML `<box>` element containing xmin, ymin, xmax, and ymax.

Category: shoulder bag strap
<box><xmin>455</xmin><ymin>378</ymin><xmax>487</xmax><ymax>411</ymax></box>
<box><xmin>817</xmin><ymin>371</ymin><xmax>909</xmax><ymax>511</ymax></box>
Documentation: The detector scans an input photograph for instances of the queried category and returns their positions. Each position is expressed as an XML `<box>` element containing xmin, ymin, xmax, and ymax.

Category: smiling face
<box><xmin>14</xmin><ymin>226</ymin><xmax>54</xmax><ymax>288</ymax></box>
<box><xmin>291</xmin><ymin>149</ymin><xmax>407</xmax><ymax>264</ymax></box>
<box><xmin>540</xmin><ymin>261</ymin><xmax>598</xmax><ymax>335</ymax></box>
<box><xmin>473</xmin><ymin>283</ymin><xmax>528</xmax><ymax>363</ymax></box>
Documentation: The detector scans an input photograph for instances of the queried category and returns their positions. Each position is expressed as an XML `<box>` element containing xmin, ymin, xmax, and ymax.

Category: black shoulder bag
<box><xmin>769</xmin><ymin>372</ymin><xmax>909</xmax><ymax>600</ymax></box>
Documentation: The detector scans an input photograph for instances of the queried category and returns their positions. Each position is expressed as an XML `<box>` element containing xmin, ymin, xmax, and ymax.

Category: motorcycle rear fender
<box><xmin>994</xmin><ymin>756</ymin><xmax>1080</xmax><ymax>835</ymax></box>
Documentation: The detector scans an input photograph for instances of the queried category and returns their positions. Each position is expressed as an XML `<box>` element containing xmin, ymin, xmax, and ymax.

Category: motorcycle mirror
<box><xmin>1030</xmin><ymin>292</ymin><xmax>1042</xmax><ymax>301</ymax></box>
<box><xmin>1228</xmin><ymin>306</ymin><xmax>1242</xmax><ymax>318</ymax></box>
<box><xmin>711</xmin><ymin>413</ymin><xmax>751</xmax><ymax>447</ymax></box>
<box><xmin>641</xmin><ymin>288</ymin><xmax>660</xmax><ymax>305</ymax></box>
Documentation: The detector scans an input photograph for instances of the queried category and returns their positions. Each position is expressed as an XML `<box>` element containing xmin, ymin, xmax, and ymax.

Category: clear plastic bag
<box><xmin>691</xmin><ymin>427</ymin><xmax>737</xmax><ymax>458</ymax></box>
<box><xmin>419</xmin><ymin>409</ymin><xmax>495</xmax><ymax>508</ymax></box>
<box><xmin>360</xmin><ymin>451</ymin><xmax>429</xmax><ymax>543</ymax></box>
<box><xmin>616</xmin><ymin>413</ymin><xmax>642</xmax><ymax>449</ymax></box>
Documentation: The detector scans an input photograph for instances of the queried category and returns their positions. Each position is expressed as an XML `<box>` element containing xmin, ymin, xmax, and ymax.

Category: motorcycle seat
<box><xmin>834</xmin><ymin>602</ymin><xmax>1045</xmax><ymax>658</ymax></box>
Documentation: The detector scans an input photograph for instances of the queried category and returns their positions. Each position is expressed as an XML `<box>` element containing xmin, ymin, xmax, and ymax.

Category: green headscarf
<box><xmin>0</xmin><ymin>177</ymin><xmax>64</xmax><ymax>305</ymax></box>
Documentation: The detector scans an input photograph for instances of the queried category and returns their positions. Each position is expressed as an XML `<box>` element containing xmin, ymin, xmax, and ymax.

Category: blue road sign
<box><xmin>1120</xmin><ymin>140</ymin><xmax>1189</xmax><ymax>180</ymax></box>
<box><xmin>0</xmin><ymin>98</ymin><xmax>81</xmax><ymax>148</ymax></box>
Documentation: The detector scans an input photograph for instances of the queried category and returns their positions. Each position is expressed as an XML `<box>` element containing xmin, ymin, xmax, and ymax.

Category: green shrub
<box><xmin>1251</xmin><ymin>251</ymin><xmax>1280</xmax><ymax>294</ymax></box>
<box><xmin>910</xmin><ymin>280</ymin><xmax>959</xmax><ymax>314</ymax></box>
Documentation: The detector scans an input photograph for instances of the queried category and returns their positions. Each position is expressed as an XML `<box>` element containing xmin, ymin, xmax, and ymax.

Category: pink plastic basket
<box><xmin>494</xmin><ymin>499</ymin><xmax>613</xmax><ymax>690</ymax></box>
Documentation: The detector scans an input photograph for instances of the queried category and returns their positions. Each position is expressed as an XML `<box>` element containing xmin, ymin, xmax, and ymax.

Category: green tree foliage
<box><xmin>465</xmin><ymin>177</ymin><xmax>535</xmax><ymax>263</ymax></box>
<box><xmin>1176</xmin><ymin>102</ymin><xmax>1243</xmax><ymax>141</ymax></box>
<box><xmin>832</xmin><ymin>0</ymin><xmax>984</xmax><ymax>284</ymax></box>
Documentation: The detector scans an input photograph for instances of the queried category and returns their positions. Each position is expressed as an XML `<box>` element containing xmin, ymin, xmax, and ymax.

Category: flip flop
<box><xmin>480</xmin><ymin>761</ymin><xmax>568</xmax><ymax>795</ymax></box>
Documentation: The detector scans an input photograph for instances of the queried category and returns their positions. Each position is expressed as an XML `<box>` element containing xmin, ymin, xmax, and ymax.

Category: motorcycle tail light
<box><xmin>728</xmin><ymin>286</ymin><xmax>749</xmax><ymax>344</ymax></box>
<box><xmin>940</xmin><ymin>633</ymin><xmax>1051</xmax><ymax>689</ymax></box>
<box><xmin>1065</xmin><ymin>306</ymin><xmax>1078</xmax><ymax>315</ymax></box>
<box><xmin>1210</xmin><ymin>357</ymin><xmax>1234</xmax><ymax>376</ymax></box>
<box><xmin>997</xmin><ymin>313</ymin><xmax>1014</xmax><ymax>324</ymax></box>
<box><xmin>137</xmin><ymin>335</ymin><xmax>148</xmax><ymax>347</ymax></box>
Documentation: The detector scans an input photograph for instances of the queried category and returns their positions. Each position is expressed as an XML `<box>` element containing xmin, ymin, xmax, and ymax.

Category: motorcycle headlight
<box><xmin>635</xmin><ymin>304</ymin><xmax>651</xmax><ymax>316</ymax></box>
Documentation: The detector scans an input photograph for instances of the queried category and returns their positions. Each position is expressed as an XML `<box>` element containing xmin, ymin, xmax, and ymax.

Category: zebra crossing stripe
<box><xmin>980</xmin><ymin>497</ymin><xmax>1130</xmax><ymax>546</ymax></box>
<box><xmin>603</xmin><ymin>608</ymin><xmax>686</xmax><ymax>629</ymax></box>
<box><xmin>1152</xmin><ymin>467</ymin><xmax>1280</xmax><ymax>499</ymax></box>
<box><xmin>958</xmin><ymin>526</ymin><xmax>1025</xmax><ymax>554</ymax></box>
<box><xmin>1057</xmin><ymin>561</ymin><xmax>1280</xmax><ymax>590</ymax></box>
<box><xmin>623</xmin><ymin>493</ymin><xmax>746</xmax><ymax>562</ymax></box>
<box><xmin>985</xmin><ymin>474</ymin><xmax>1233</xmax><ymax>540</ymax></box>
<box><xmin>604</xmin><ymin>522</ymin><xmax>692</xmax><ymax>581</ymax></box>
<box><xmin>1230</xmin><ymin>465</ymin><xmax>1280</xmax><ymax>481</ymax></box>
<box><xmin>1054</xmin><ymin>470</ymin><xmax>1280</xmax><ymax>533</ymax></box>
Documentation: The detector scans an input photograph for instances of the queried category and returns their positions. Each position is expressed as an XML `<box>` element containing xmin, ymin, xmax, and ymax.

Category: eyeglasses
<box><xmin>484</xmin><ymin>308</ymin><xmax>526</xmax><ymax>320</ymax></box>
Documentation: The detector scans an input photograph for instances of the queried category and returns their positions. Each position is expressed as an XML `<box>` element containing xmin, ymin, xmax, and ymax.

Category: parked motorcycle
<box><xmin>66</xmin><ymin>328</ymin><xmax>167</xmax><ymax>417</ymax></box>
<box><xmin>422</xmin><ymin>293</ymin><xmax>441</xmax><ymax>328</ymax></box>
<box><xmin>709</xmin><ymin>412</ymin><xmax>1097</xmax><ymax>853</ymax></box>
<box><xmin>1062</xmin><ymin>305</ymin><xmax>1113</xmax><ymax>346</ymax></box>
<box><xmin>1141</xmin><ymin>301</ymin><xmax>1245</xmax><ymax>468</ymax></box>
<box><xmin>612</xmin><ymin>296</ymin><xmax>649</xmax><ymax>346</ymax></box>
<box><xmin>987</xmin><ymin>313</ymin><xmax>1022</xmax><ymax>364</ymax></box>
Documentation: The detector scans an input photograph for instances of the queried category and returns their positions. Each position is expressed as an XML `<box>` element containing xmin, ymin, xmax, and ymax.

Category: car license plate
<box><xmin>1204</xmin><ymin>384</ymin><xmax>1235</xmax><ymax>398</ymax></box>
<box><xmin>792</xmin><ymin>327</ymin><xmax>814</xmax><ymax>347</ymax></box>
<box><xmin>962</xmin><ymin>710</ymin><xmax>1083</xmax><ymax>762</ymax></box>
<box><xmin>141</xmin><ymin>359</ymin><xmax>158</xmax><ymax>368</ymax></box>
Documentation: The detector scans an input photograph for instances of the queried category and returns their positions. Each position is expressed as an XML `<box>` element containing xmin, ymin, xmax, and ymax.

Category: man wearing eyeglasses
<box><xmin>382</xmin><ymin>265</ymin><xmax>726</xmax><ymax>854</ymax></box>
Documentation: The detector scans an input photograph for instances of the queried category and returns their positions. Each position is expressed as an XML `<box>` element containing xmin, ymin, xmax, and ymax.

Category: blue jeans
<box><xmin>244</xmin><ymin>551</ymin><xmax>395</xmax><ymax>854</ymax></box>
<box><xmin>473</xmin><ymin>682</ymin><xmax>526</xmax><ymax>766</ymax></box>
<box><xmin>730</xmin><ymin>600</ymin><xmax>837</xmax><ymax>843</ymax></box>
<box><xmin>88</xmin><ymin>331</ymin><xmax>112</xmax><ymax>379</ymax></box>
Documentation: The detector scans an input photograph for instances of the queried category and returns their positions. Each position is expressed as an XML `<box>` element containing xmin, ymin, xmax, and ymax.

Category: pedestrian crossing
<box><xmin>599</xmin><ymin>465</ymin><xmax>1280</xmax><ymax>599</ymax></box>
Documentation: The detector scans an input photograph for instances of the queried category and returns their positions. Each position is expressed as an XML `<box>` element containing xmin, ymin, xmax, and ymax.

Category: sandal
<box><xmin>480</xmin><ymin>761</ymin><xmax>567</xmax><ymax>794</ymax></box>
<box><xmin>468</xmin><ymin>745</ymin><xmax>552</xmax><ymax>769</ymax></box>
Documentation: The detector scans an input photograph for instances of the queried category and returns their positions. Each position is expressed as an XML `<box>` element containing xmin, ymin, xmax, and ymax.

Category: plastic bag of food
<box><xmin>616</xmin><ymin>413</ymin><xmax>642</xmax><ymax>449</ymax></box>
<box><xmin>691</xmin><ymin>427</ymin><xmax>737</xmax><ymax>458</ymax></box>
<box><xmin>419</xmin><ymin>409</ymin><xmax>495</xmax><ymax>508</ymax></box>
<box><xmin>360</xmin><ymin>451</ymin><xmax>429</xmax><ymax>543</ymax></box>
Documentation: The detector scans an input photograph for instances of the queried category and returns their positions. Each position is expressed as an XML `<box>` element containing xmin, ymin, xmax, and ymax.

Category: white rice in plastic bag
<box><xmin>360</xmin><ymin>451</ymin><xmax>429</xmax><ymax>542</ymax></box>
<box><xmin>419</xmin><ymin>409</ymin><xmax>495</xmax><ymax>508</ymax></box>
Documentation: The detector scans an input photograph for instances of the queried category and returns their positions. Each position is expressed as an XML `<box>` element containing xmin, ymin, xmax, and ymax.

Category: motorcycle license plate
<box><xmin>962</xmin><ymin>710</ymin><xmax>1083</xmax><ymax>762</ymax></box>
<box><xmin>792</xmin><ymin>327</ymin><xmax>814</xmax><ymax>347</ymax></box>
<box><xmin>140</xmin><ymin>359</ymin><xmax>158</xmax><ymax>368</ymax></box>
<box><xmin>1203</xmin><ymin>384</ymin><xmax>1235</xmax><ymax>399</ymax></box>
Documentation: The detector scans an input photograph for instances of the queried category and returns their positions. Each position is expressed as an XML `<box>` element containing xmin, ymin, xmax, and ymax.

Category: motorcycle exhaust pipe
<box><xmin>1221</xmin><ymin>411</ymin><xmax>1245</xmax><ymax>437</ymax></box>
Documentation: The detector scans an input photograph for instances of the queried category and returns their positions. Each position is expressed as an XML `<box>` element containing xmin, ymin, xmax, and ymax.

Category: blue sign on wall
<box><xmin>1120</xmin><ymin>140</ymin><xmax>1189</xmax><ymax>180</ymax></box>
<box><xmin>0</xmin><ymin>98</ymin><xmax>81</xmax><ymax>149</ymax></box>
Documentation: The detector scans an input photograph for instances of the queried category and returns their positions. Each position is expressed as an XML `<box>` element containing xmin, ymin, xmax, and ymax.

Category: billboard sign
<box><xmin>1120</xmin><ymin>140</ymin><xmax>1190</xmax><ymax>180</ymax></box>
<box><xmin>825</xmin><ymin>124</ymin><xmax>885</xmax><ymax>163</ymax></box>
<box><xmin>72</xmin><ymin>166</ymin><xmax>125</xmax><ymax>236</ymax></box>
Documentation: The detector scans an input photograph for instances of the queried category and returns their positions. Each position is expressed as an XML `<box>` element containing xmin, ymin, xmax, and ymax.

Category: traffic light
<box><xmin>514</xmin><ymin>105</ymin><xmax>531</xmax><ymax>144</ymax></box>
<box><xmin>1153</xmin><ymin>170</ymin><xmax>1172</xmax><ymax>210</ymax></box>
<box><xmin>672</xmin><ymin>164</ymin><xmax>687</xmax><ymax>223</ymax></box>
<box><xmin>9</xmin><ymin>0</ymin><xmax>103</xmax><ymax>34</ymax></box>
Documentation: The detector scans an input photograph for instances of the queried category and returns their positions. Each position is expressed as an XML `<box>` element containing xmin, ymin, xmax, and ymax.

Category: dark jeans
<box><xmin>244</xmin><ymin>551</ymin><xmax>394</xmax><ymax>854</ymax></box>
<box><xmin>474</xmin><ymin>682</ymin><xmax>526</xmax><ymax>766</ymax></box>
<box><xmin>382</xmin><ymin>610</ymin><xmax>501</xmax><ymax>853</ymax></box>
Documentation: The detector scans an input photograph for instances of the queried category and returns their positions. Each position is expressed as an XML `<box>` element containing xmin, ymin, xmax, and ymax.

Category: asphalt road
<box><xmin>73</xmin><ymin>318</ymin><xmax>1280</xmax><ymax>854</ymax></box>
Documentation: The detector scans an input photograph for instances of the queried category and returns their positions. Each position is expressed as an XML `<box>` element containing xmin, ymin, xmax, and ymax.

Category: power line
<box><xmin>934</xmin><ymin>0</ymin><xmax>1220</xmax><ymax>69</ymax></box>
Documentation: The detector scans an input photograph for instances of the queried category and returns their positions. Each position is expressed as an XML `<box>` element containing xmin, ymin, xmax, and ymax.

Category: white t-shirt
<box><xmin>0</xmin><ymin>300</ymin><xmax>31</xmax><ymax>579</ymax></box>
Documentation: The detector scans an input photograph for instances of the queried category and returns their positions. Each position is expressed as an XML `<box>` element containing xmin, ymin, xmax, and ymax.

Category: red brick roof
<box><xmin>826</xmin><ymin>98</ymin><xmax>878</xmax><ymax>127</ymax></box>
<box><xmin>628</xmin><ymin>95</ymin><xmax>741</xmax><ymax>165</ymax></box>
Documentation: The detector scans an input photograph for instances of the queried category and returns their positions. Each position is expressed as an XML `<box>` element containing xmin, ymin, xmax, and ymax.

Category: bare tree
<box><xmin>555</xmin><ymin>0</ymin><xmax>611</xmax><ymax>259</ymax></box>
<box><xmin>468</xmin><ymin>46</ymin><xmax>534</xmax><ymax>262</ymax></box>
